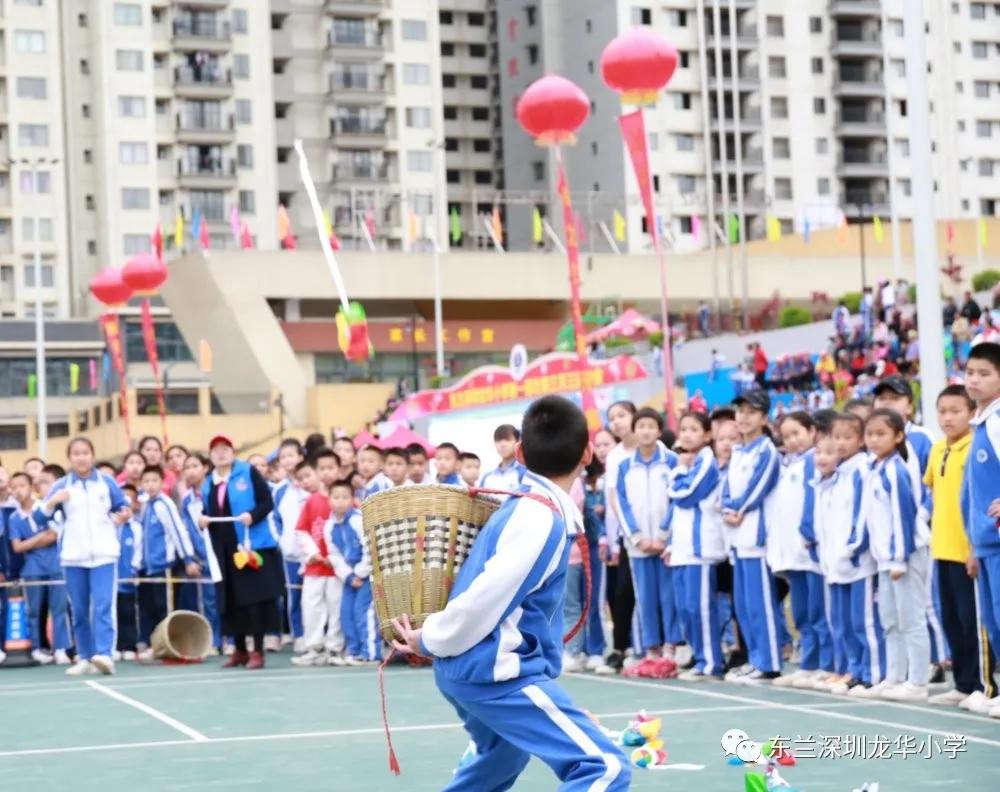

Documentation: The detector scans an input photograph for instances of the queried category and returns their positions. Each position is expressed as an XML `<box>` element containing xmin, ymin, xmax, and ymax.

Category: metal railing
<box><xmin>835</xmin><ymin>108</ymin><xmax>885</xmax><ymax>124</ymax></box>
<box><xmin>843</xmin><ymin>189</ymin><xmax>889</xmax><ymax>205</ymax></box>
<box><xmin>175</xmin><ymin>113</ymin><xmax>235</xmax><ymax>132</ymax></box>
<box><xmin>332</xmin><ymin>162</ymin><xmax>390</xmax><ymax>180</ymax></box>
<box><xmin>328</xmin><ymin>28</ymin><xmax>382</xmax><ymax>47</ymax></box>
<box><xmin>838</xmin><ymin>150</ymin><xmax>887</xmax><ymax>165</ymax></box>
<box><xmin>172</xmin><ymin>20</ymin><xmax>231</xmax><ymax>40</ymax></box>
<box><xmin>330</xmin><ymin>117</ymin><xmax>387</xmax><ymax>136</ymax></box>
<box><xmin>177</xmin><ymin>159</ymin><xmax>236</xmax><ymax>178</ymax></box>
<box><xmin>329</xmin><ymin>71</ymin><xmax>386</xmax><ymax>91</ymax></box>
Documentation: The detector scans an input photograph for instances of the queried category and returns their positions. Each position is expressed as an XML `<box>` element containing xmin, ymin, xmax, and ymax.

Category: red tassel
<box><xmin>377</xmin><ymin>647</ymin><xmax>402</xmax><ymax>775</ymax></box>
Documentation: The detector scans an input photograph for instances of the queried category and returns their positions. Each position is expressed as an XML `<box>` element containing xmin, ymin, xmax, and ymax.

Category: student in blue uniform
<box><xmin>179</xmin><ymin>453</ymin><xmax>221</xmax><ymax>651</ymax></box>
<box><xmin>391</xmin><ymin>395</ymin><xmax>629</xmax><ymax>791</ymax></box>
<box><xmin>434</xmin><ymin>443</ymin><xmax>464</xmax><ymax>486</ymax></box>
<box><xmin>358</xmin><ymin>445</ymin><xmax>393</xmax><ymax>499</ymax></box>
<box><xmin>478</xmin><ymin>425</ymin><xmax>527</xmax><ymax>496</ymax></box>
<box><xmin>272</xmin><ymin>439</ymin><xmax>307</xmax><ymax>649</ymax></box>
<box><xmin>116</xmin><ymin>483</ymin><xmax>143</xmax><ymax>660</ymax></box>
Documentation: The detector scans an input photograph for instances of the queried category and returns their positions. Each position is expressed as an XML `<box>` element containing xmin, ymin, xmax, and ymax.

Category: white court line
<box><xmin>85</xmin><ymin>680</ymin><xmax>209</xmax><ymax>743</ymax></box>
<box><xmin>0</xmin><ymin>702</ymin><xmax>766</xmax><ymax>759</ymax></box>
<box><xmin>569</xmin><ymin>675</ymin><xmax>1000</xmax><ymax>749</ymax></box>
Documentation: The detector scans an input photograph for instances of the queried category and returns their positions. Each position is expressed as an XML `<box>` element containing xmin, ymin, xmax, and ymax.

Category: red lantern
<box><xmin>90</xmin><ymin>267</ymin><xmax>134</xmax><ymax>307</ymax></box>
<box><xmin>121</xmin><ymin>252</ymin><xmax>168</xmax><ymax>295</ymax></box>
<box><xmin>515</xmin><ymin>75</ymin><xmax>590</xmax><ymax>146</ymax></box>
<box><xmin>600</xmin><ymin>28</ymin><xmax>678</xmax><ymax>105</ymax></box>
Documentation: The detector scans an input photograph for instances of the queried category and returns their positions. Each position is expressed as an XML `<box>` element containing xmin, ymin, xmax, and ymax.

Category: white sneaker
<box><xmin>264</xmin><ymin>635</ymin><xmax>281</xmax><ymax>652</ymax></box>
<box><xmin>91</xmin><ymin>655</ymin><xmax>116</xmax><ymax>676</ymax></box>
<box><xmin>792</xmin><ymin>670</ymin><xmax>821</xmax><ymax>689</ymax></box>
<box><xmin>562</xmin><ymin>652</ymin><xmax>585</xmax><ymax>673</ymax></box>
<box><xmin>882</xmin><ymin>682</ymin><xmax>928</xmax><ymax>702</ymax></box>
<box><xmin>122</xmin><ymin>651</ymin><xmax>137</xmax><ymax>662</ymax></box>
<box><xmin>0</xmin><ymin>649</ymin><xmax>6</xmax><ymax>664</ymax></box>
<box><xmin>223</xmin><ymin>643</ymin><xmax>235</xmax><ymax>656</ymax></box>
<box><xmin>848</xmin><ymin>682</ymin><xmax>886</xmax><ymax>699</ymax></box>
<box><xmin>344</xmin><ymin>655</ymin><xmax>366</xmax><ymax>666</ymax></box>
<box><xmin>773</xmin><ymin>669</ymin><xmax>807</xmax><ymax>688</ymax></box>
<box><xmin>280</xmin><ymin>633</ymin><xmax>293</xmax><ymax>646</ymax></box>
<box><xmin>137</xmin><ymin>647</ymin><xmax>155</xmax><ymax>662</ymax></box>
<box><xmin>623</xmin><ymin>654</ymin><xmax>644</xmax><ymax>670</ymax></box>
<box><xmin>677</xmin><ymin>669</ymin><xmax>711</xmax><ymax>681</ymax></box>
<box><xmin>724</xmin><ymin>663</ymin><xmax>753</xmax><ymax>682</ymax></box>
<box><xmin>111</xmin><ymin>650</ymin><xmax>122</xmax><ymax>662</ymax></box>
<box><xmin>291</xmin><ymin>649</ymin><xmax>325</xmax><ymax>667</ymax></box>
<box><xmin>929</xmin><ymin>689</ymin><xmax>968</xmax><ymax>706</ymax></box>
<box><xmin>584</xmin><ymin>654</ymin><xmax>604</xmax><ymax>672</ymax></box>
<box><xmin>53</xmin><ymin>649</ymin><xmax>72</xmax><ymax>665</ymax></box>
<box><xmin>31</xmin><ymin>649</ymin><xmax>54</xmax><ymax>666</ymax></box>
<box><xmin>958</xmin><ymin>691</ymin><xmax>989</xmax><ymax>712</ymax></box>
<box><xmin>327</xmin><ymin>653</ymin><xmax>347</xmax><ymax>667</ymax></box>
<box><xmin>293</xmin><ymin>637</ymin><xmax>307</xmax><ymax>654</ymax></box>
<box><xmin>673</xmin><ymin>644</ymin><xmax>693</xmax><ymax>667</ymax></box>
<box><xmin>65</xmin><ymin>659</ymin><xmax>97</xmax><ymax>676</ymax></box>
<box><xmin>988</xmin><ymin>701</ymin><xmax>1000</xmax><ymax>719</ymax></box>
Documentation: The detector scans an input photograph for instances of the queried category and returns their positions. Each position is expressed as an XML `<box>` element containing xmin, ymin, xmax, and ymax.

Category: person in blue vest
<box><xmin>197</xmin><ymin>435</ymin><xmax>276</xmax><ymax>670</ymax></box>
<box><xmin>179</xmin><ymin>453</ymin><xmax>221</xmax><ymax>651</ymax></box>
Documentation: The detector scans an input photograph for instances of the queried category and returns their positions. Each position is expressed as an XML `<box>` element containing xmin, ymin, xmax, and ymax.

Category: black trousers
<box><xmin>138</xmin><ymin>579</ymin><xmax>168</xmax><ymax>645</ymax></box>
<box><xmin>117</xmin><ymin>591</ymin><xmax>138</xmax><ymax>652</ymax></box>
<box><xmin>938</xmin><ymin>560</ymin><xmax>997</xmax><ymax>696</ymax></box>
<box><xmin>612</xmin><ymin>542</ymin><xmax>635</xmax><ymax>653</ymax></box>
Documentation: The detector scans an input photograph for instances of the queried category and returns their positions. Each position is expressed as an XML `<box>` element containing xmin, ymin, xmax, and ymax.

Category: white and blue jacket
<box><xmin>326</xmin><ymin>508</ymin><xmax>371</xmax><ymax>583</ymax></box>
<box><xmin>7</xmin><ymin>503</ymin><xmax>61</xmax><ymax>578</ymax></box>
<box><xmin>963</xmin><ymin>397</ymin><xmax>1000</xmax><ymax>558</ymax></box>
<box><xmin>436</xmin><ymin>472</ymin><xmax>465</xmax><ymax>487</ymax></box>
<box><xmin>272</xmin><ymin>480</ymin><xmax>307</xmax><ymax>561</ymax></box>
<box><xmin>41</xmin><ymin>470</ymin><xmax>128</xmax><ymax>568</ymax></box>
<box><xmin>140</xmin><ymin>493</ymin><xmax>195</xmax><ymax>573</ymax></box>
<box><xmin>420</xmin><ymin>471</ymin><xmax>580</xmax><ymax>702</ymax></box>
<box><xmin>861</xmin><ymin>452</ymin><xmax>928</xmax><ymax>573</ymax></box>
<box><xmin>363</xmin><ymin>472</ymin><xmax>394</xmax><ymax>501</ymax></box>
<box><xmin>721</xmin><ymin>435</ymin><xmax>780</xmax><ymax>558</ymax></box>
<box><xmin>905</xmin><ymin>422</ymin><xmax>935</xmax><ymax>523</ymax></box>
<box><xmin>478</xmin><ymin>460</ymin><xmax>527</xmax><ymax>498</ymax></box>
<box><xmin>117</xmin><ymin>520</ymin><xmax>143</xmax><ymax>593</ymax></box>
<box><xmin>665</xmin><ymin>447</ymin><xmax>724</xmax><ymax>565</ymax></box>
<box><xmin>615</xmin><ymin>444</ymin><xmax>678</xmax><ymax>556</ymax></box>
<box><xmin>814</xmin><ymin>453</ymin><xmax>876</xmax><ymax>584</ymax></box>
<box><xmin>766</xmin><ymin>449</ymin><xmax>821</xmax><ymax>574</ymax></box>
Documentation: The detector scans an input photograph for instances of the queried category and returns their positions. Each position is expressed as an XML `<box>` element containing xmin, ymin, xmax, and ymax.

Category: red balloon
<box><xmin>89</xmin><ymin>267</ymin><xmax>134</xmax><ymax>307</ymax></box>
<box><xmin>121</xmin><ymin>252</ymin><xmax>168</xmax><ymax>294</ymax></box>
<box><xmin>600</xmin><ymin>28</ymin><xmax>678</xmax><ymax>105</ymax></box>
<box><xmin>516</xmin><ymin>75</ymin><xmax>590</xmax><ymax>146</ymax></box>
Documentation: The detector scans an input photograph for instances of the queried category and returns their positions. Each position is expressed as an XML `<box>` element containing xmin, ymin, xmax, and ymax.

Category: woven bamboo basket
<box><xmin>361</xmin><ymin>485</ymin><xmax>500</xmax><ymax>643</ymax></box>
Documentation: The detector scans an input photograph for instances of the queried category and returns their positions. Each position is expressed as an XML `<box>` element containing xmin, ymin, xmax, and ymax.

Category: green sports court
<box><xmin>2</xmin><ymin>656</ymin><xmax>999</xmax><ymax>790</ymax></box>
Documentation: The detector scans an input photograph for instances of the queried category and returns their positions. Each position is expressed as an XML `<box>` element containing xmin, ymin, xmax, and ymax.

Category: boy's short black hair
<box><xmin>294</xmin><ymin>459</ymin><xmax>315</xmax><ymax>474</ymax></box>
<box><xmin>384</xmin><ymin>446</ymin><xmax>410</xmax><ymax>462</ymax></box>
<box><xmin>141</xmin><ymin>464</ymin><xmax>164</xmax><ymax>479</ymax></box>
<box><xmin>405</xmin><ymin>443</ymin><xmax>427</xmax><ymax>459</ymax></box>
<box><xmin>329</xmin><ymin>479</ymin><xmax>354</xmax><ymax>494</ymax></box>
<box><xmin>458</xmin><ymin>451</ymin><xmax>480</xmax><ymax>462</ymax></box>
<box><xmin>42</xmin><ymin>463</ymin><xmax>66</xmax><ymax>478</ymax></box>
<box><xmin>10</xmin><ymin>471</ymin><xmax>31</xmax><ymax>486</ymax></box>
<box><xmin>844</xmin><ymin>397</ymin><xmax>872</xmax><ymax>411</ymax></box>
<box><xmin>95</xmin><ymin>460</ymin><xmax>116</xmax><ymax>472</ymax></box>
<box><xmin>279</xmin><ymin>438</ymin><xmax>304</xmax><ymax>455</ymax></box>
<box><xmin>521</xmin><ymin>395</ymin><xmax>589</xmax><ymax>478</ymax></box>
<box><xmin>968</xmin><ymin>341</ymin><xmax>1000</xmax><ymax>372</ymax></box>
<box><xmin>832</xmin><ymin>412</ymin><xmax>865</xmax><ymax>438</ymax></box>
<box><xmin>332</xmin><ymin>436</ymin><xmax>355</xmax><ymax>450</ymax></box>
<box><xmin>311</xmin><ymin>447</ymin><xmax>342</xmax><ymax>466</ymax></box>
<box><xmin>436</xmin><ymin>442</ymin><xmax>459</xmax><ymax>457</ymax></box>
<box><xmin>937</xmin><ymin>383</ymin><xmax>975</xmax><ymax>410</ymax></box>
<box><xmin>632</xmin><ymin>406</ymin><xmax>664</xmax><ymax>432</ymax></box>
<box><xmin>709</xmin><ymin>406</ymin><xmax>736</xmax><ymax>423</ymax></box>
<box><xmin>493</xmin><ymin>424</ymin><xmax>520</xmax><ymax>442</ymax></box>
<box><xmin>359</xmin><ymin>444</ymin><xmax>385</xmax><ymax>459</ymax></box>
<box><xmin>812</xmin><ymin>408</ymin><xmax>839</xmax><ymax>434</ymax></box>
<box><xmin>121</xmin><ymin>483</ymin><xmax>138</xmax><ymax>496</ymax></box>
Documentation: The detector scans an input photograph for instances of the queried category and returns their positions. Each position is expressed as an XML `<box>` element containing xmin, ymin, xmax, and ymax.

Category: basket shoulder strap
<box><xmin>466</xmin><ymin>486</ymin><xmax>558</xmax><ymax>514</ymax></box>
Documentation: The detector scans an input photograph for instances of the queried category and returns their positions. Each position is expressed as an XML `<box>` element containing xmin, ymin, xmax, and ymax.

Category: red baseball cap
<box><xmin>208</xmin><ymin>434</ymin><xmax>234</xmax><ymax>451</ymax></box>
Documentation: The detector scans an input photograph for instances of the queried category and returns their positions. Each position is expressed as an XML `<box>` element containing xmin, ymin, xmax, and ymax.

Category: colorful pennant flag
<box><xmin>323</xmin><ymin>209</ymin><xmax>341</xmax><ymax>251</ymax></box>
<box><xmin>173</xmin><ymin>213</ymin><xmax>184</xmax><ymax>250</ymax></box>
<box><xmin>191</xmin><ymin>209</ymin><xmax>202</xmax><ymax>245</ymax></box>
<box><xmin>691</xmin><ymin>214</ymin><xmax>701</xmax><ymax>242</ymax></box>
<box><xmin>837</xmin><ymin>211</ymin><xmax>850</xmax><ymax>246</ymax></box>
<box><xmin>766</xmin><ymin>215</ymin><xmax>782</xmax><ymax>241</ymax></box>
<box><xmin>873</xmin><ymin>215</ymin><xmax>884</xmax><ymax>244</ymax></box>
<box><xmin>88</xmin><ymin>359</ymin><xmax>97</xmax><ymax>391</ymax></box>
<box><xmin>491</xmin><ymin>206</ymin><xmax>503</xmax><ymax>242</ymax></box>
<box><xmin>199</xmin><ymin>339</ymin><xmax>213</xmax><ymax>373</ymax></box>
<box><xmin>69</xmin><ymin>362</ymin><xmax>80</xmax><ymax>394</ymax></box>
<box><xmin>27</xmin><ymin>373</ymin><xmax>37</xmax><ymax>398</ymax></box>
<box><xmin>364</xmin><ymin>207</ymin><xmax>377</xmax><ymax>244</ymax></box>
<box><xmin>240</xmin><ymin>222</ymin><xmax>254</xmax><ymax>249</ymax></box>
<box><xmin>230</xmin><ymin>205</ymin><xmax>241</xmax><ymax>244</ymax></box>
<box><xmin>450</xmin><ymin>207</ymin><xmax>462</xmax><ymax>245</ymax></box>
<box><xmin>277</xmin><ymin>204</ymin><xmax>292</xmax><ymax>248</ymax></box>
<box><xmin>946</xmin><ymin>221</ymin><xmax>955</xmax><ymax>245</ymax></box>
<box><xmin>532</xmin><ymin>208</ymin><xmax>543</xmax><ymax>243</ymax></box>
<box><xmin>613</xmin><ymin>210</ymin><xmax>626</xmax><ymax>242</ymax></box>
<box><xmin>728</xmin><ymin>213</ymin><xmax>740</xmax><ymax>243</ymax></box>
<box><xmin>979</xmin><ymin>216</ymin><xmax>988</xmax><ymax>247</ymax></box>
<box><xmin>802</xmin><ymin>217</ymin><xmax>810</xmax><ymax>244</ymax></box>
<box><xmin>151</xmin><ymin>223</ymin><xmax>163</xmax><ymax>262</ymax></box>
<box><xmin>199</xmin><ymin>217</ymin><xmax>210</xmax><ymax>250</ymax></box>
<box><xmin>575</xmin><ymin>211</ymin><xmax>587</xmax><ymax>246</ymax></box>
<box><xmin>407</xmin><ymin>209</ymin><xmax>419</xmax><ymax>244</ymax></box>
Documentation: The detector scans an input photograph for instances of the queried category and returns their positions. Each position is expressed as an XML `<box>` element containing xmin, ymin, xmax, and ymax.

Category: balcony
<box><xmin>277</xmin><ymin>160</ymin><xmax>298</xmax><ymax>193</ymax></box>
<box><xmin>273</xmin><ymin>70</ymin><xmax>294</xmax><ymax>99</ymax></box>
<box><xmin>706</xmin><ymin>25</ymin><xmax>758</xmax><ymax>49</ymax></box>
<box><xmin>831</xmin><ymin>32</ymin><xmax>882</xmax><ymax>57</ymax></box>
<box><xmin>327</xmin><ymin>70</ymin><xmax>388</xmax><ymax>102</ymax></box>
<box><xmin>712</xmin><ymin>148</ymin><xmax>764</xmax><ymax>173</ymax></box>
<box><xmin>836</xmin><ymin>150</ymin><xmax>889</xmax><ymax>177</ymax></box>
<box><xmin>175</xmin><ymin>113</ymin><xmax>236</xmax><ymax>144</ymax></box>
<box><xmin>834</xmin><ymin>108</ymin><xmax>885</xmax><ymax>136</ymax></box>
<box><xmin>324</xmin><ymin>0</ymin><xmax>384</xmax><ymax>14</ymax></box>
<box><xmin>842</xmin><ymin>188</ymin><xmax>889</xmax><ymax>214</ymax></box>
<box><xmin>707</xmin><ymin>65</ymin><xmax>760</xmax><ymax>91</ymax></box>
<box><xmin>710</xmin><ymin>107</ymin><xmax>763</xmax><ymax>132</ymax></box>
<box><xmin>332</xmin><ymin>162</ymin><xmax>391</xmax><ymax>183</ymax></box>
<box><xmin>832</xmin><ymin>73</ymin><xmax>884</xmax><ymax>96</ymax></box>
<box><xmin>174</xmin><ymin>66</ymin><xmax>233</xmax><ymax>98</ymax></box>
<box><xmin>172</xmin><ymin>20</ymin><xmax>232</xmax><ymax>52</ymax></box>
<box><xmin>326</xmin><ymin>28</ymin><xmax>384</xmax><ymax>59</ymax></box>
<box><xmin>177</xmin><ymin>158</ymin><xmax>237</xmax><ymax>188</ymax></box>
<box><xmin>828</xmin><ymin>1</ymin><xmax>881</xmax><ymax>17</ymax></box>
<box><xmin>272</xmin><ymin>26</ymin><xmax>293</xmax><ymax>60</ymax></box>
<box><xmin>275</xmin><ymin>116</ymin><xmax>294</xmax><ymax>145</ymax></box>
<box><xmin>329</xmin><ymin>117</ymin><xmax>388</xmax><ymax>147</ymax></box>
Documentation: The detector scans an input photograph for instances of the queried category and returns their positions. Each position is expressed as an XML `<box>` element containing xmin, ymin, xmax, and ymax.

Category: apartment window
<box><xmin>958</xmin><ymin>120</ymin><xmax>966</xmax><ymax>132</ymax></box>
<box><xmin>474</xmin><ymin>171</ymin><xmax>491</xmax><ymax>185</ymax></box>
<box><xmin>87</xmin><ymin>241</ymin><xmax>97</xmax><ymax>255</ymax></box>
<box><xmin>406</xmin><ymin>107</ymin><xmax>432</xmax><ymax>128</ymax></box>
<box><xmin>236</xmin><ymin>99</ymin><xmax>252</xmax><ymax>123</ymax></box>
<box><xmin>526</xmin><ymin>6</ymin><xmax>537</xmax><ymax>26</ymax></box>
<box><xmin>774</xmin><ymin>178</ymin><xmax>793</xmax><ymax>200</ymax></box>
<box><xmin>590</xmin><ymin>141</ymin><xmax>599</xmax><ymax>156</ymax></box>
<box><xmin>116</xmin><ymin>49</ymin><xmax>143</xmax><ymax>71</ymax></box>
<box><xmin>531</xmin><ymin>160</ymin><xmax>546</xmax><ymax>181</ymax></box>
<box><xmin>667</xmin><ymin>10</ymin><xmax>687</xmax><ymax>26</ymax></box>
<box><xmin>445</xmin><ymin>169</ymin><xmax>460</xmax><ymax>184</ymax></box>
<box><xmin>768</xmin><ymin>56</ymin><xmax>786</xmax><ymax>78</ymax></box>
<box><xmin>23</xmin><ymin>263</ymin><xmax>55</xmax><ymax>289</ymax></box>
<box><xmin>18</xmin><ymin>124</ymin><xmax>48</xmax><ymax>147</ymax></box>
<box><xmin>770</xmin><ymin>96</ymin><xmax>788</xmax><ymax>118</ymax></box>
<box><xmin>772</xmin><ymin>137</ymin><xmax>790</xmax><ymax>158</ymax></box>
<box><xmin>679</xmin><ymin>51</ymin><xmax>690</xmax><ymax>69</ymax></box>
<box><xmin>972</xmin><ymin>2</ymin><xmax>987</xmax><ymax>18</ymax></box>
<box><xmin>889</xmin><ymin>19</ymin><xmax>903</xmax><ymax>36</ymax></box>
<box><xmin>118</xmin><ymin>96</ymin><xmax>146</xmax><ymax>117</ymax></box>
<box><xmin>811</xmin><ymin>57</ymin><xmax>823</xmax><ymax>74</ymax></box>
<box><xmin>813</xmin><ymin>97</ymin><xmax>827</xmax><ymax>114</ymax></box>
<box><xmin>232</xmin><ymin>9</ymin><xmax>248</xmax><ymax>33</ymax></box>
<box><xmin>467</xmin><ymin>12</ymin><xmax>485</xmax><ymax>25</ymax></box>
<box><xmin>466</xmin><ymin>43</ymin><xmax>486</xmax><ymax>58</ymax></box>
<box><xmin>239</xmin><ymin>190</ymin><xmax>255</xmax><ymax>214</ymax></box>
<box><xmin>473</xmin><ymin>139</ymin><xmax>490</xmax><ymax>152</ymax></box>
<box><xmin>237</xmin><ymin>144</ymin><xmax>254</xmax><ymax>168</ymax></box>
<box><xmin>113</xmin><ymin>2</ymin><xmax>142</xmax><ymax>25</ymax></box>
<box><xmin>119</xmin><ymin>141</ymin><xmax>148</xmax><ymax>164</ymax></box>
<box><xmin>14</xmin><ymin>30</ymin><xmax>45</xmax><ymax>53</ymax></box>
<box><xmin>403</xmin><ymin>63</ymin><xmax>430</xmax><ymax>84</ymax></box>
<box><xmin>123</xmin><ymin>234</ymin><xmax>148</xmax><ymax>255</ymax></box>
<box><xmin>407</xmin><ymin>151</ymin><xmax>432</xmax><ymax>172</ymax></box>
<box><xmin>122</xmin><ymin>188</ymin><xmax>150</xmax><ymax>210</ymax></box>
<box><xmin>766</xmin><ymin>16</ymin><xmax>784</xmax><ymax>37</ymax></box>
<box><xmin>86</xmin><ymin>195</ymin><xmax>95</xmax><ymax>210</ymax></box>
<box><xmin>444</xmin><ymin>138</ymin><xmax>459</xmax><ymax>151</ymax></box>
<box><xmin>439</xmin><ymin>10</ymin><xmax>453</xmax><ymax>24</ymax></box>
<box><xmin>979</xmin><ymin>159</ymin><xmax>995</xmax><ymax>176</ymax></box>
<box><xmin>234</xmin><ymin>54</ymin><xmax>250</xmax><ymax>79</ymax></box>
<box><xmin>674</xmin><ymin>134</ymin><xmax>694</xmax><ymax>152</ymax></box>
<box><xmin>16</xmin><ymin>76</ymin><xmax>46</xmax><ymax>100</ymax></box>
<box><xmin>83</xmin><ymin>149</ymin><xmax>92</xmax><ymax>164</ymax></box>
<box><xmin>82</xmin><ymin>104</ymin><xmax>91</xmax><ymax>119</ymax></box>
<box><xmin>816</xmin><ymin>137</ymin><xmax>828</xmax><ymax>154</ymax></box>
<box><xmin>190</xmin><ymin>190</ymin><xmax>225</xmax><ymax>221</ymax></box>
<box><xmin>585</xmin><ymin>19</ymin><xmax>592</xmax><ymax>33</ymax></box>
<box><xmin>896</xmin><ymin>138</ymin><xmax>910</xmax><ymax>157</ymax></box>
<box><xmin>471</xmin><ymin>107</ymin><xmax>489</xmax><ymax>120</ymax></box>
<box><xmin>631</xmin><ymin>7</ymin><xmax>652</xmax><ymax>25</ymax></box>
<box><xmin>817</xmin><ymin>178</ymin><xmax>830</xmax><ymax>196</ymax></box>
<box><xmin>954</xmin><ymin>41</ymin><xmax>962</xmax><ymax>53</ymax></box>
<box><xmin>975</xmin><ymin>80</ymin><xmax>991</xmax><ymax>97</ymax></box>
<box><xmin>443</xmin><ymin>105</ymin><xmax>458</xmax><ymax>120</ymax></box>
<box><xmin>673</xmin><ymin>92</ymin><xmax>692</xmax><ymax>110</ymax></box>
<box><xmin>956</xmin><ymin>80</ymin><xmax>964</xmax><ymax>94</ymax></box>
<box><xmin>677</xmin><ymin>175</ymin><xmax>696</xmax><ymax>194</ymax></box>
<box><xmin>19</xmin><ymin>171</ymin><xmax>50</xmax><ymax>193</ymax></box>
<box><xmin>441</xmin><ymin>42</ymin><xmax>455</xmax><ymax>56</ymax></box>
<box><xmin>22</xmin><ymin>218</ymin><xmax>54</xmax><ymax>242</ymax></box>
<box><xmin>977</xmin><ymin>120</ymin><xmax>992</xmax><ymax>137</ymax></box>
<box><xmin>972</xmin><ymin>41</ymin><xmax>988</xmax><ymax>59</ymax></box>
<box><xmin>401</xmin><ymin>19</ymin><xmax>427</xmax><ymax>40</ymax></box>
<box><xmin>899</xmin><ymin>178</ymin><xmax>911</xmax><ymax>196</ymax></box>
<box><xmin>527</xmin><ymin>44</ymin><xmax>539</xmax><ymax>65</ymax></box>
<box><xmin>809</xmin><ymin>17</ymin><xmax>822</xmax><ymax>33</ymax></box>
<box><xmin>442</xmin><ymin>74</ymin><xmax>456</xmax><ymax>87</ymax></box>
<box><xmin>470</xmin><ymin>75</ymin><xmax>488</xmax><ymax>89</ymax></box>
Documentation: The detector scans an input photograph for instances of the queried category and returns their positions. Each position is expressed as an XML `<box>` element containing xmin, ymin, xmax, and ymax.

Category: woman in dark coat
<box><xmin>198</xmin><ymin>435</ymin><xmax>281</xmax><ymax>669</ymax></box>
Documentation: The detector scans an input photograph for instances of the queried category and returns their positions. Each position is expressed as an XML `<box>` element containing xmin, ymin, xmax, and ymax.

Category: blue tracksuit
<box><xmin>179</xmin><ymin>491</ymin><xmax>220</xmax><ymax>647</ymax></box>
<box><xmin>116</xmin><ymin>520</ymin><xmax>143</xmax><ymax>593</ymax></box>
<box><xmin>7</xmin><ymin>504</ymin><xmax>70</xmax><ymax>651</ymax></box>
<box><xmin>616</xmin><ymin>445</ymin><xmax>681</xmax><ymax>650</ymax></box>
<box><xmin>478</xmin><ymin>461</ymin><xmax>527</xmax><ymax>498</ymax></box>
<box><xmin>328</xmin><ymin>509</ymin><xmax>378</xmax><ymax>660</ymax></box>
<box><xmin>362</xmin><ymin>472</ymin><xmax>394</xmax><ymax>501</ymax></box>
<box><xmin>581</xmin><ymin>481</ymin><xmax>606</xmax><ymax>658</ymax></box>
<box><xmin>272</xmin><ymin>480</ymin><xmax>305</xmax><ymax>640</ymax></box>
<box><xmin>722</xmin><ymin>434</ymin><xmax>782</xmax><ymax>672</ymax></box>
<box><xmin>963</xmin><ymin>396</ymin><xmax>1000</xmax><ymax>659</ymax></box>
<box><xmin>138</xmin><ymin>493</ymin><xmax>195</xmax><ymax>644</ymax></box>
<box><xmin>420</xmin><ymin>471</ymin><xmax>629</xmax><ymax>791</ymax></box>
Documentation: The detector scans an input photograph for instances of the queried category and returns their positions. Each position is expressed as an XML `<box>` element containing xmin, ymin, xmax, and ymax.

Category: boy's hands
<box><xmin>391</xmin><ymin>614</ymin><xmax>423</xmax><ymax>656</ymax></box>
<box><xmin>185</xmin><ymin>561</ymin><xmax>202</xmax><ymax>578</ymax></box>
<box><xmin>48</xmin><ymin>490</ymin><xmax>70</xmax><ymax>507</ymax></box>
<box><xmin>890</xmin><ymin>569</ymin><xmax>905</xmax><ymax>581</ymax></box>
<box><xmin>637</xmin><ymin>538</ymin><xmax>666</xmax><ymax>554</ymax></box>
<box><xmin>966</xmin><ymin>557</ymin><xmax>979</xmax><ymax>579</ymax></box>
<box><xmin>988</xmin><ymin>499</ymin><xmax>1000</xmax><ymax>519</ymax></box>
<box><xmin>112</xmin><ymin>507</ymin><xmax>132</xmax><ymax>525</ymax></box>
<box><xmin>351</xmin><ymin>577</ymin><xmax>364</xmax><ymax>588</ymax></box>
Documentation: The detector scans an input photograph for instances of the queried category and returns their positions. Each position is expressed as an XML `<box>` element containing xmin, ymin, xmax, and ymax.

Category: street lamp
<box><xmin>9</xmin><ymin>156</ymin><xmax>59</xmax><ymax>460</ymax></box>
<box><xmin>426</xmin><ymin>138</ymin><xmax>446</xmax><ymax>377</ymax></box>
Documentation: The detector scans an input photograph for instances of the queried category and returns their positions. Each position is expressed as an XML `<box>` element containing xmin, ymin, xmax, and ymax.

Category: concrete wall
<box><xmin>308</xmin><ymin>382</ymin><xmax>397</xmax><ymax>437</ymax></box>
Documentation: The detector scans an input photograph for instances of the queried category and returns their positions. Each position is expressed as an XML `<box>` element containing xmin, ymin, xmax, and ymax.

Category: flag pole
<box><xmin>728</xmin><ymin>0</ymin><xmax>749</xmax><ymax>331</ymax></box>
<box><xmin>482</xmin><ymin>215</ymin><xmax>505</xmax><ymax>253</ymax></box>
<box><xmin>879</xmin><ymin>0</ymin><xmax>903</xmax><ymax>283</ymax></box>
<box><xmin>976</xmin><ymin>217</ymin><xmax>985</xmax><ymax>275</ymax></box>
<box><xmin>599</xmin><ymin>221</ymin><xmax>621</xmax><ymax>254</ymax></box>
<box><xmin>711</xmin><ymin>0</ymin><xmax>735</xmax><ymax>316</ymax></box>
<box><xmin>696</xmin><ymin>0</ymin><xmax>721</xmax><ymax>326</ymax></box>
<box><xmin>543</xmin><ymin>218</ymin><xmax>567</xmax><ymax>254</ymax></box>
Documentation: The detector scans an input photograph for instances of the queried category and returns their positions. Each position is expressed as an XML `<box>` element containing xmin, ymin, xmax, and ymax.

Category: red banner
<box><xmin>619</xmin><ymin>110</ymin><xmax>657</xmax><ymax>243</ymax></box>
<box><xmin>391</xmin><ymin>353</ymin><xmax>648</xmax><ymax>420</ymax></box>
<box><xmin>140</xmin><ymin>299</ymin><xmax>169</xmax><ymax>444</ymax></box>
<box><xmin>100</xmin><ymin>312</ymin><xmax>132</xmax><ymax>445</ymax></box>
